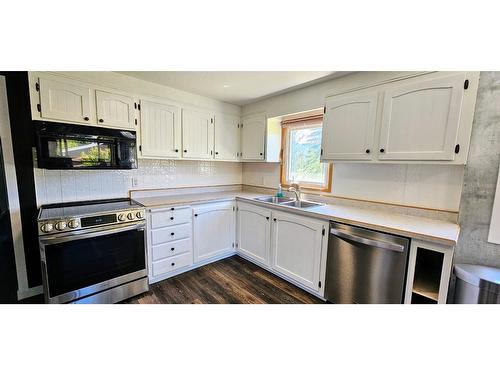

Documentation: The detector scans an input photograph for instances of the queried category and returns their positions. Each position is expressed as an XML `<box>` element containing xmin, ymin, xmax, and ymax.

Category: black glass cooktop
<box><xmin>39</xmin><ymin>198</ymin><xmax>143</xmax><ymax>220</ymax></box>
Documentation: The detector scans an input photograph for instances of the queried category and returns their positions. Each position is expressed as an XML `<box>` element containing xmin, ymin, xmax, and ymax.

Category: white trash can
<box><xmin>454</xmin><ymin>264</ymin><xmax>500</xmax><ymax>304</ymax></box>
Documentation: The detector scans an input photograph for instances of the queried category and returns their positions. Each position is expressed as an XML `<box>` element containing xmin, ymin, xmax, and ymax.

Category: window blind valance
<box><xmin>281</xmin><ymin>114</ymin><xmax>323</xmax><ymax>127</ymax></box>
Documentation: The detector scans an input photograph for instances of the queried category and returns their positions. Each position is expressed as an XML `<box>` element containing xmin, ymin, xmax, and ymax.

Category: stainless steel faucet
<box><xmin>288</xmin><ymin>183</ymin><xmax>301</xmax><ymax>201</ymax></box>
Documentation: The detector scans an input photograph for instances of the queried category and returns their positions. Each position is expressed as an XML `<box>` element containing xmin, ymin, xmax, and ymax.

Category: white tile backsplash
<box><xmin>35</xmin><ymin>157</ymin><xmax>463</xmax><ymax>212</ymax></box>
<box><xmin>332</xmin><ymin>163</ymin><xmax>408</xmax><ymax>204</ymax></box>
<box><xmin>242</xmin><ymin>162</ymin><xmax>465</xmax><ymax>212</ymax></box>
<box><xmin>403</xmin><ymin>164</ymin><xmax>465</xmax><ymax>210</ymax></box>
<box><xmin>34</xmin><ymin>159</ymin><xmax>242</xmax><ymax>206</ymax></box>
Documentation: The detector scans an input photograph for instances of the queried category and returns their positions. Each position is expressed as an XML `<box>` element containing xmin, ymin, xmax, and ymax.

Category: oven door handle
<box><xmin>39</xmin><ymin>222</ymin><xmax>145</xmax><ymax>245</ymax></box>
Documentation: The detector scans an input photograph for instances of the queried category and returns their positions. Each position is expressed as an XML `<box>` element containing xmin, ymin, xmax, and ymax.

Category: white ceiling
<box><xmin>118</xmin><ymin>71</ymin><xmax>351</xmax><ymax>106</ymax></box>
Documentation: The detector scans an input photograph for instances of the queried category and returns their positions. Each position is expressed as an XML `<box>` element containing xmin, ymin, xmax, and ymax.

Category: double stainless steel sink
<box><xmin>253</xmin><ymin>196</ymin><xmax>322</xmax><ymax>208</ymax></box>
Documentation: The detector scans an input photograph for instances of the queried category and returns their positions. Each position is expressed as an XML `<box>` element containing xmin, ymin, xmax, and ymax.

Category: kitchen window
<box><xmin>280</xmin><ymin>114</ymin><xmax>332</xmax><ymax>191</ymax></box>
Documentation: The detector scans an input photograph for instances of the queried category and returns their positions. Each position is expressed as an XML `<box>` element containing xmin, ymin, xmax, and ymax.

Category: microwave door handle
<box><xmin>40</xmin><ymin>222</ymin><xmax>145</xmax><ymax>245</ymax></box>
<box><xmin>330</xmin><ymin>228</ymin><xmax>405</xmax><ymax>252</ymax></box>
<box><xmin>115</xmin><ymin>141</ymin><xmax>121</xmax><ymax>164</ymax></box>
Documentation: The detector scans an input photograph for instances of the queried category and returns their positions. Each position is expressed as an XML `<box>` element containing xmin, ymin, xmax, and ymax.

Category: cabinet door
<box><xmin>193</xmin><ymin>202</ymin><xmax>235</xmax><ymax>263</ymax></box>
<box><xmin>241</xmin><ymin>113</ymin><xmax>266</xmax><ymax>160</ymax></box>
<box><xmin>321</xmin><ymin>92</ymin><xmax>378</xmax><ymax>160</ymax></box>
<box><xmin>214</xmin><ymin>113</ymin><xmax>240</xmax><ymax>161</ymax></box>
<box><xmin>271</xmin><ymin>211</ymin><xmax>324</xmax><ymax>291</ymax></box>
<box><xmin>95</xmin><ymin>90</ymin><xmax>136</xmax><ymax>129</ymax></box>
<box><xmin>140</xmin><ymin>100</ymin><xmax>181</xmax><ymax>158</ymax></box>
<box><xmin>236</xmin><ymin>203</ymin><xmax>271</xmax><ymax>265</ymax></box>
<box><xmin>182</xmin><ymin>108</ymin><xmax>214</xmax><ymax>159</ymax></box>
<box><xmin>378</xmin><ymin>74</ymin><xmax>466</xmax><ymax>161</ymax></box>
<box><xmin>38</xmin><ymin>78</ymin><xmax>92</xmax><ymax>124</ymax></box>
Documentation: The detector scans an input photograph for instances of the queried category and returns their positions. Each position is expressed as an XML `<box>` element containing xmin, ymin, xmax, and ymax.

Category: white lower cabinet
<box><xmin>152</xmin><ymin>238</ymin><xmax>191</xmax><ymax>261</ymax></box>
<box><xmin>236</xmin><ymin>202</ymin><xmax>271</xmax><ymax>266</ymax></box>
<box><xmin>152</xmin><ymin>252</ymin><xmax>193</xmax><ymax>278</ymax></box>
<box><xmin>193</xmin><ymin>202</ymin><xmax>236</xmax><ymax>263</ymax></box>
<box><xmin>146</xmin><ymin>200</ymin><xmax>327</xmax><ymax>298</ymax></box>
<box><xmin>236</xmin><ymin>202</ymin><xmax>327</xmax><ymax>295</ymax></box>
<box><xmin>147</xmin><ymin>205</ymin><xmax>193</xmax><ymax>283</ymax></box>
<box><xmin>270</xmin><ymin>210</ymin><xmax>326</xmax><ymax>292</ymax></box>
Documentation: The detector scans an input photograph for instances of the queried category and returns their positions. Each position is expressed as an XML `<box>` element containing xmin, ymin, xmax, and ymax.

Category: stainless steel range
<box><xmin>38</xmin><ymin>198</ymin><xmax>148</xmax><ymax>304</ymax></box>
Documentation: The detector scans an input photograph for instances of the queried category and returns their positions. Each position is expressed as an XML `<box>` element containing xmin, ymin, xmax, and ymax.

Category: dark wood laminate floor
<box><xmin>125</xmin><ymin>255</ymin><xmax>324</xmax><ymax>304</ymax></box>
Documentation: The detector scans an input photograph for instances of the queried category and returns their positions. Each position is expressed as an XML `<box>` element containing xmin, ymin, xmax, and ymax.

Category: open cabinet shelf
<box><xmin>404</xmin><ymin>240</ymin><xmax>454</xmax><ymax>304</ymax></box>
<box><xmin>412</xmin><ymin>285</ymin><xmax>439</xmax><ymax>302</ymax></box>
<box><xmin>411</xmin><ymin>292</ymin><xmax>437</xmax><ymax>304</ymax></box>
<box><xmin>411</xmin><ymin>247</ymin><xmax>443</xmax><ymax>304</ymax></box>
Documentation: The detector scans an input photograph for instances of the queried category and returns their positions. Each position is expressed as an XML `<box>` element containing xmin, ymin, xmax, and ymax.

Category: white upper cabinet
<box><xmin>241</xmin><ymin>113</ymin><xmax>266</xmax><ymax>161</ymax></box>
<box><xmin>38</xmin><ymin>78</ymin><xmax>93</xmax><ymax>124</ymax></box>
<box><xmin>378</xmin><ymin>73</ymin><xmax>466</xmax><ymax>161</ymax></box>
<box><xmin>322</xmin><ymin>91</ymin><xmax>378</xmax><ymax>160</ymax></box>
<box><xmin>139</xmin><ymin>100</ymin><xmax>181</xmax><ymax>159</ymax></box>
<box><xmin>320</xmin><ymin>72</ymin><xmax>477</xmax><ymax>164</ymax></box>
<box><xmin>193</xmin><ymin>202</ymin><xmax>235</xmax><ymax>263</ymax></box>
<box><xmin>214</xmin><ymin>113</ymin><xmax>241</xmax><ymax>161</ymax></box>
<box><xmin>182</xmin><ymin>108</ymin><xmax>214</xmax><ymax>159</ymax></box>
<box><xmin>95</xmin><ymin>90</ymin><xmax>136</xmax><ymax>129</ymax></box>
<box><xmin>236</xmin><ymin>202</ymin><xmax>271</xmax><ymax>266</ymax></box>
<box><xmin>270</xmin><ymin>211</ymin><xmax>324</xmax><ymax>291</ymax></box>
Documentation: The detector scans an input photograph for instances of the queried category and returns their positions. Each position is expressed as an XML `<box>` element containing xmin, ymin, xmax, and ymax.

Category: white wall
<box><xmin>455</xmin><ymin>71</ymin><xmax>500</xmax><ymax>268</ymax></box>
<box><xmin>242</xmin><ymin>71</ymin><xmax>466</xmax><ymax>212</ymax></box>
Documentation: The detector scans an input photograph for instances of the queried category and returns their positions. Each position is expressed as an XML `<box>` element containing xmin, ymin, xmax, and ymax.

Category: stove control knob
<box><xmin>55</xmin><ymin>221</ymin><xmax>67</xmax><ymax>231</ymax></box>
<box><xmin>68</xmin><ymin>219</ymin><xmax>79</xmax><ymax>229</ymax></box>
<box><xmin>41</xmin><ymin>223</ymin><xmax>54</xmax><ymax>233</ymax></box>
<box><xmin>127</xmin><ymin>212</ymin><xmax>135</xmax><ymax>220</ymax></box>
<box><xmin>136</xmin><ymin>211</ymin><xmax>144</xmax><ymax>219</ymax></box>
<box><xmin>118</xmin><ymin>213</ymin><xmax>127</xmax><ymax>222</ymax></box>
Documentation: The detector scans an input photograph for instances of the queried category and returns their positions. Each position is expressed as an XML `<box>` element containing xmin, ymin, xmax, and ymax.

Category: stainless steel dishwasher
<box><xmin>325</xmin><ymin>222</ymin><xmax>410</xmax><ymax>304</ymax></box>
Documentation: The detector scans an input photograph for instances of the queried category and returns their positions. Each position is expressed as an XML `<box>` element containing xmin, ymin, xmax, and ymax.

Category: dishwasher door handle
<box><xmin>330</xmin><ymin>228</ymin><xmax>405</xmax><ymax>252</ymax></box>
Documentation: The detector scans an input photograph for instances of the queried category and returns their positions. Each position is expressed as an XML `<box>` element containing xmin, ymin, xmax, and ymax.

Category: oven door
<box><xmin>39</xmin><ymin>222</ymin><xmax>147</xmax><ymax>303</ymax></box>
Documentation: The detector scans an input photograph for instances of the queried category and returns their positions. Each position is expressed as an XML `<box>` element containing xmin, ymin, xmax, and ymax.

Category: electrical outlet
<box><xmin>131</xmin><ymin>177</ymin><xmax>139</xmax><ymax>187</ymax></box>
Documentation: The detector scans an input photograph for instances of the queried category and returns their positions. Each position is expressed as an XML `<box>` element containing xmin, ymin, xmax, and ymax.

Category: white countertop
<box><xmin>302</xmin><ymin>203</ymin><xmax>459</xmax><ymax>246</ymax></box>
<box><xmin>133</xmin><ymin>190</ymin><xmax>262</xmax><ymax>208</ymax></box>
<box><xmin>134</xmin><ymin>190</ymin><xmax>459</xmax><ymax>246</ymax></box>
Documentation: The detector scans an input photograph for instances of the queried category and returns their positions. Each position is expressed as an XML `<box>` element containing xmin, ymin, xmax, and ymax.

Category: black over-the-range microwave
<box><xmin>34</xmin><ymin>121</ymin><xmax>138</xmax><ymax>170</ymax></box>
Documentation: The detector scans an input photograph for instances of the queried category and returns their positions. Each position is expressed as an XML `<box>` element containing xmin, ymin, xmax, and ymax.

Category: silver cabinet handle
<box><xmin>330</xmin><ymin>228</ymin><xmax>404</xmax><ymax>252</ymax></box>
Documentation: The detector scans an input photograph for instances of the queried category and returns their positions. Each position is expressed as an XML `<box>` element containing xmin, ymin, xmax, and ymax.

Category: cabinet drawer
<box><xmin>151</xmin><ymin>223</ymin><xmax>191</xmax><ymax>245</ymax></box>
<box><xmin>152</xmin><ymin>252</ymin><xmax>192</xmax><ymax>277</ymax></box>
<box><xmin>152</xmin><ymin>238</ymin><xmax>192</xmax><ymax>261</ymax></box>
<box><xmin>151</xmin><ymin>207</ymin><xmax>191</xmax><ymax>228</ymax></box>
